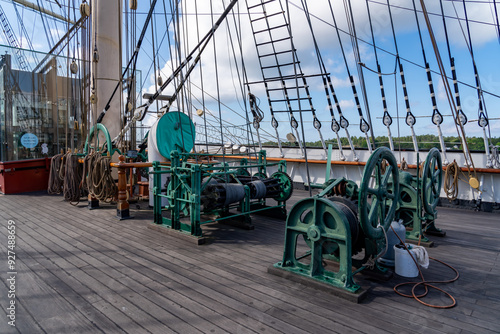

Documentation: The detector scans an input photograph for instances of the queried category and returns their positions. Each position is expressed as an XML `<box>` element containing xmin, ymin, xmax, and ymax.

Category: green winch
<box><xmin>271</xmin><ymin>147</ymin><xmax>400</xmax><ymax>298</ymax></box>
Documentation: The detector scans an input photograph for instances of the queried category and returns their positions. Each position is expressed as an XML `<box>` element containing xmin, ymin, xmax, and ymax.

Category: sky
<box><xmin>1</xmin><ymin>0</ymin><xmax>499</xmax><ymax>147</ymax></box>
<box><xmin>135</xmin><ymin>0</ymin><xmax>500</xmax><ymax>146</ymax></box>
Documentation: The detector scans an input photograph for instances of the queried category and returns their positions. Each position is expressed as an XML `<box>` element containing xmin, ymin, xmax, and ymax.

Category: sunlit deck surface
<box><xmin>0</xmin><ymin>190</ymin><xmax>499</xmax><ymax>333</ymax></box>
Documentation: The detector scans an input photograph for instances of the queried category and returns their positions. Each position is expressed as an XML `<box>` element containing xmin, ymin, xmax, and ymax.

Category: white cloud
<box><xmin>135</xmin><ymin>0</ymin><xmax>500</xmax><ymax>141</ymax></box>
<box><xmin>339</xmin><ymin>99</ymin><xmax>355</xmax><ymax>108</ymax></box>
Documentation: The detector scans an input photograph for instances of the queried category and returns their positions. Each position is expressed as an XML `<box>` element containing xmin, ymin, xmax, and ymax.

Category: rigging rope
<box><xmin>82</xmin><ymin>152</ymin><xmax>117</xmax><ymax>203</ymax></box>
<box><xmin>96</xmin><ymin>0</ymin><xmax>158</xmax><ymax>124</ymax></box>
<box><xmin>411</xmin><ymin>0</ymin><xmax>448</xmax><ymax>164</ymax></box>
<box><xmin>48</xmin><ymin>153</ymin><xmax>64</xmax><ymax>194</ymax></box>
<box><xmin>210</xmin><ymin>0</ymin><xmax>225</xmax><ymax>153</ymax></box>
<box><xmin>284</xmin><ymin>0</ymin><xmax>312</xmax><ymax>196</ymax></box>
<box><xmin>365</xmin><ymin>0</ymin><xmax>394</xmax><ymax>152</ymax></box>
<box><xmin>299</xmin><ymin>0</ymin><xmax>344</xmax><ymax>158</ymax></box>
<box><xmin>494</xmin><ymin>0</ymin><xmax>500</xmax><ymax>45</ymax></box>
<box><xmin>229</xmin><ymin>3</ymin><xmax>258</xmax><ymax>154</ymax></box>
<box><xmin>63</xmin><ymin>152</ymin><xmax>83</xmax><ymax>205</ymax></box>
<box><xmin>426</xmin><ymin>0</ymin><xmax>477</xmax><ymax>179</ymax></box>
<box><xmin>328</xmin><ymin>0</ymin><xmax>372</xmax><ymax>141</ymax></box>
<box><xmin>194</xmin><ymin>0</ymin><xmax>210</xmax><ymax>154</ymax></box>
<box><xmin>386</xmin><ymin>0</ymin><xmax>419</xmax><ymax>153</ymax></box>
<box><xmin>458</xmin><ymin>0</ymin><xmax>493</xmax><ymax>167</ymax></box>
<box><xmin>344</xmin><ymin>0</ymin><xmax>375</xmax><ymax>152</ymax></box>
<box><xmin>326</xmin><ymin>0</ymin><xmax>360</xmax><ymax>161</ymax></box>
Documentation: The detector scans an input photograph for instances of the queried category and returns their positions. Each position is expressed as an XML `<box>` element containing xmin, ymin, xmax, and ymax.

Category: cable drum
<box><xmin>201</xmin><ymin>177</ymin><xmax>218</xmax><ymax>188</ymax></box>
<box><xmin>223</xmin><ymin>184</ymin><xmax>246</xmax><ymax>206</ymax></box>
<box><xmin>248</xmin><ymin>180</ymin><xmax>267</xmax><ymax>199</ymax></box>
<box><xmin>327</xmin><ymin>198</ymin><xmax>360</xmax><ymax>245</ymax></box>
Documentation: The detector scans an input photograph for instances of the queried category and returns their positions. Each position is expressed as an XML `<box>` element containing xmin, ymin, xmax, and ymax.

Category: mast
<box><xmin>91</xmin><ymin>0</ymin><xmax>122</xmax><ymax>141</ymax></box>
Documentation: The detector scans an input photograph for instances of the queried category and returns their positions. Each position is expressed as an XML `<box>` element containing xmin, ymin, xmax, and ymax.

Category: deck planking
<box><xmin>0</xmin><ymin>191</ymin><xmax>499</xmax><ymax>333</ymax></box>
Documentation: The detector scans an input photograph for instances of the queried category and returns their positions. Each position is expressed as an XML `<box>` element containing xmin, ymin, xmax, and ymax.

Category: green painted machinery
<box><xmin>83</xmin><ymin>123</ymin><xmax>121</xmax><ymax>156</ymax></box>
<box><xmin>273</xmin><ymin>147</ymin><xmax>399</xmax><ymax>294</ymax></box>
<box><xmin>395</xmin><ymin>148</ymin><xmax>445</xmax><ymax>243</ymax></box>
<box><xmin>151</xmin><ymin>149</ymin><xmax>293</xmax><ymax>241</ymax></box>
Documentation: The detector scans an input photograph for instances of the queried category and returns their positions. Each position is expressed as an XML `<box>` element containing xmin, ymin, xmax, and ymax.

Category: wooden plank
<box><xmin>14</xmin><ymin>213</ymin><xmax>205</xmax><ymax>333</ymax></box>
<box><xmin>48</xmin><ymin>202</ymin><xmax>442</xmax><ymax>332</ymax></box>
<box><xmin>0</xmin><ymin>191</ymin><xmax>499</xmax><ymax>334</ymax></box>
<box><xmin>14</xmin><ymin>258</ymin><xmax>101</xmax><ymax>333</ymax></box>
<box><xmin>14</xmin><ymin>195</ymin><xmax>280</xmax><ymax>334</ymax></box>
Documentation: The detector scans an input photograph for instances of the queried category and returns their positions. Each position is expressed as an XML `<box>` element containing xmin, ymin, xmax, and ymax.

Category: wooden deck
<box><xmin>0</xmin><ymin>190</ymin><xmax>499</xmax><ymax>333</ymax></box>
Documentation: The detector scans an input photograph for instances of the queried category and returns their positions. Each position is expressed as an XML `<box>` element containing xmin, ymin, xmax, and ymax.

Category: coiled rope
<box><xmin>63</xmin><ymin>152</ymin><xmax>84</xmax><ymax>205</ymax></box>
<box><xmin>392</xmin><ymin>227</ymin><xmax>459</xmax><ymax>309</ymax></box>
<box><xmin>444</xmin><ymin>160</ymin><xmax>459</xmax><ymax>200</ymax></box>
<box><xmin>491</xmin><ymin>145</ymin><xmax>500</xmax><ymax>169</ymax></box>
<box><xmin>48</xmin><ymin>153</ymin><xmax>65</xmax><ymax>194</ymax></box>
<box><xmin>82</xmin><ymin>152</ymin><xmax>117</xmax><ymax>202</ymax></box>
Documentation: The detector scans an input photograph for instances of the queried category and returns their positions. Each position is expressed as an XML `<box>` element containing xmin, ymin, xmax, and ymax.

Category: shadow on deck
<box><xmin>0</xmin><ymin>190</ymin><xmax>498</xmax><ymax>333</ymax></box>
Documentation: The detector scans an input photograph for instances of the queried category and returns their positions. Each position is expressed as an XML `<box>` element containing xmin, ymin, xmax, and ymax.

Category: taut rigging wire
<box><xmin>386</xmin><ymin>0</ymin><xmax>419</xmax><ymax>153</ymax></box>
<box><xmin>326</xmin><ymin>0</ymin><xmax>360</xmax><ymax>160</ymax></box>
<box><xmin>96</xmin><ymin>0</ymin><xmax>158</xmax><ymax>124</ymax></box>
<box><xmin>210</xmin><ymin>0</ymin><xmax>224</xmax><ymax>153</ymax></box>
<box><xmin>140</xmin><ymin>0</ymin><xmax>239</xmax><ymax>115</ymax></box>
<box><xmin>365</xmin><ymin>0</ymin><xmax>394</xmax><ymax>151</ymax></box>
<box><xmin>284</xmin><ymin>0</ymin><xmax>312</xmax><ymax>196</ymax></box>
<box><xmin>287</xmin><ymin>1</ymin><xmax>500</xmax><ymax>102</ymax></box>
<box><xmin>411</xmin><ymin>0</ymin><xmax>448</xmax><ymax>164</ymax></box>
<box><xmin>459</xmin><ymin>1</ymin><xmax>488</xmax><ymax>122</ymax></box>
<box><xmin>420</xmin><ymin>0</ymin><xmax>477</xmax><ymax>180</ymax></box>
<box><xmin>344</xmin><ymin>0</ymin><xmax>375</xmax><ymax>151</ymax></box>
<box><xmin>458</xmin><ymin>0</ymin><xmax>493</xmax><ymax>164</ymax></box>
<box><xmin>282</xmin><ymin>0</ymin><xmax>328</xmax><ymax>155</ymax></box>
<box><xmin>194</xmin><ymin>0</ymin><xmax>210</xmax><ymax>154</ymax></box>
<box><xmin>327</xmin><ymin>0</ymin><xmax>372</xmax><ymax>151</ymax></box>
<box><xmin>244</xmin><ymin>0</ymin><xmax>286</xmax><ymax>157</ymax></box>
<box><xmin>150</xmin><ymin>0</ymin><xmax>160</xmax><ymax>120</ymax></box>
<box><xmin>299</xmin><ymin>0</ymin><xmax>346</xmax><ymax>159</ymax></box>
<box><xmin>493</xmin><ymin>0</ymin><xmax>500</xmax><ymax>45</ymax></box>
<box><xmin>436</xmin><ymin>0</ymin><xmax>477</xmax><ymax>177</ymax></box>
<box><xmin>225</xmin><ymin>3</ymin><xmax>259</xmax><ymax>154</ymax></box>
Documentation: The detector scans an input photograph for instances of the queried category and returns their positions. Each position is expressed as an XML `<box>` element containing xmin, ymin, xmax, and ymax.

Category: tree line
<box><xmin>264</xmin><ymin>134</ymin><xmax>500</xmax><ymax>151</ymax></box>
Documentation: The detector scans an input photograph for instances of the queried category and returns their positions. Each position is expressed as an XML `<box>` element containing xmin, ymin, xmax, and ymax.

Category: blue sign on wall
<box><xmin>20</xmin><ymin>133</ymin><xmax>39</xmax><ymax>149</ymax></box>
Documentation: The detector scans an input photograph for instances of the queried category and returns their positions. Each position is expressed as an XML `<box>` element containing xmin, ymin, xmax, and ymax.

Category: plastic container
<box><xmin>378</xmin><ymin>220</ymin><xmax>406</xmax><ymax>267</ymax></box>
<box><xmin>394</xmin><ymin>243</ymin><xmax>419</xmax><ymax>278</ymax></box>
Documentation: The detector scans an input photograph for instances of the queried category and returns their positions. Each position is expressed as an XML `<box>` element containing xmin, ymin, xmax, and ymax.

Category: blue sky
<box><xmin>1</xmin><ymin>0</ymin><xmax>499</xmax><ymax>146</ymax></box>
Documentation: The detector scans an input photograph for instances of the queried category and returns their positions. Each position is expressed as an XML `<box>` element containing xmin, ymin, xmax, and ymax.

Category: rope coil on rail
<box><xmin>444</xmin><ymin>160</ymin><xmax>459</xmax><ymax>200</ymax></box>
<box><xmin>82</xmin><ymin>152</ymin><xmax>117</xmax><ymax>203</ymax></box>
<box><xmin>63</xmin><ymin>152</ymin><xmax>84</xmax><ymax>205</ymax></box>
<box><xmin>48</xmin><ymin>153</ymin><xmax>65</xmax><ymax>194</ymax></box>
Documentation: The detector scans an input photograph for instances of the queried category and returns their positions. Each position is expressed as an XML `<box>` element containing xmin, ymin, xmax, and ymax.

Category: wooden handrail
<box><xmin>215</xmin><ymin>155</ymin><xmax>500</xmax><ymax>174</ymax></box>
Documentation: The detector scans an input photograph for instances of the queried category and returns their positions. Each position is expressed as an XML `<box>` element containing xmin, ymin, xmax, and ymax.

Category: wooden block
<box><xmin>147</xmin><ymin>223</ymin><xmax>205</xmax><ymax>245</ymax></box>
<box><xmin>267</xmin><ymin>265</ymin><xmax>370</xmax><ymax>304</ymax></box>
